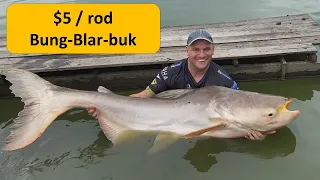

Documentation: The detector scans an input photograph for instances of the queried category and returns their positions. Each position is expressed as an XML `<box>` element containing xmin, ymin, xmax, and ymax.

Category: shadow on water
<box><xmin>25</xmin><ymin>130</ymin><xmax>114</xmax><ymax>171</ymax></box>
<box><xmin>0</xmin><ymin>125</ymin><xmax>296</xmax><ymax>176</ymax></box>
<box><xmin>183</xmin><ymin>127</ymin><xmax>296</xmax><ymax>172</ymax></box>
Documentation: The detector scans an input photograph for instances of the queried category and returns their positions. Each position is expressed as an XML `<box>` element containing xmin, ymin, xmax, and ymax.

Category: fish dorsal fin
<box><xmin>98</xmin><ymin>86</ymin><xmax>113</xmax><ymax>94</ymax></box>
<box><xmin>154</xmin><ymin>89</ymin><xmax>194</xmax><ymax>99</ymax></box>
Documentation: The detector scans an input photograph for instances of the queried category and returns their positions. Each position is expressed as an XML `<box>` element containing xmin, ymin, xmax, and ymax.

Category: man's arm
<box><xmin>130</xmin><ymin>75</ymin><xmax>169</xmax><ymax>98</ymax></box>
<box><xmin>130</xmin><ymin>88</ymin><xmax>154</xmax><ymax>98</ymax></box>
<box><xmin>130</xmin><ymin>66</ymin><xmax>172</xmax><ymax>98</ymax></box>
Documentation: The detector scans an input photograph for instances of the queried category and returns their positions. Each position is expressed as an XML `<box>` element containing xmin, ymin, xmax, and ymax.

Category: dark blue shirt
<box><xmin>146</xmin><ymin>58</ymin><xmax>239</xmax><ymax>95</ymax></box>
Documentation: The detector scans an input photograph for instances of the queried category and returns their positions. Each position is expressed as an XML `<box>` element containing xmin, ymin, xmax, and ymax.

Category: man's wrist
<box><xmin>146</xmin><ymin>86</ymin><xmax>156</xmax><ymax>97</ymax></box>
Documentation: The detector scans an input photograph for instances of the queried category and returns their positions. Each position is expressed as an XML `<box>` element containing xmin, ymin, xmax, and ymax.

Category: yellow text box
<box><xmin>7</xmin><ymin>4</ymin><xmax>160</xmax><ymax>54</ymax></box>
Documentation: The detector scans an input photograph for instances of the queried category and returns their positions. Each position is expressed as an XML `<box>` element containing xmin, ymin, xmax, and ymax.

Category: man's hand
<box><xmin>245</xmin><ymin>130</ymin><xmax>276</xmax><ymax>141</ymax></box>
<box><xmin>87</xmin><ymin>107</ymin><xmax>100</xmax><ymax>119</ymax></box>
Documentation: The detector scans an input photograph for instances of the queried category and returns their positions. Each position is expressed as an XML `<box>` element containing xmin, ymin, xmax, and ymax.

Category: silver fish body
<box><xmin>0</xmin><ymin>68</ymin><xmax>300</xmax><ymax>153</ymax></box>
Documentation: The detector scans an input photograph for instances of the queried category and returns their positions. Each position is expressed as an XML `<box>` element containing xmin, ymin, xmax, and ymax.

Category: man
<box><xmin>88</xmin><ymin>29</ymin><xmax>276</xmax><ymax>140</ymax></box>
<box><xmin>130</xmin><ymin>29</ymin><xmax>238</xmax><ymax>98</ymax></box>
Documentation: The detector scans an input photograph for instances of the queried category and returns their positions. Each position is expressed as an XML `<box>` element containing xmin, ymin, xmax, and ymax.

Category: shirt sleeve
<box><xmin>230</xmin><ymin>80</ymin><xmax>239</xmax><ymax>90</ymax></box>
<box><xmin>216</xmin><ymin>68</ymin><xmax>239</xmax><ymax>90</ymax></box>
<box><xmin>146</xmin><ymin>66</ymin><xmax>171</xmax><ymax>95</ymax></box>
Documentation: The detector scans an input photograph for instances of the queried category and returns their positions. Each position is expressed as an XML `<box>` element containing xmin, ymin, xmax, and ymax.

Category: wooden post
<box><xmin>0</xmin><ymin>75</ymin><xmax>4</xmax><ymax>85</ymax></box>
<box><xmin>232</xmin><ymin>59</ymin><xmax>239</xmax><ymax>67</ymax></box>
<box><xmin>279</xmin><ymin>56</ymin><xmax>287</xmax><ymax>80</ymax></box>
<box><xmin>308</xmin><ymin>53</ymin><xmax>318</xmax><ymax>63</ymax></box>
<box><xmin>93</xmin><ymin>69</ymin><xmax>100</xmax><ymax>76</ymax></box>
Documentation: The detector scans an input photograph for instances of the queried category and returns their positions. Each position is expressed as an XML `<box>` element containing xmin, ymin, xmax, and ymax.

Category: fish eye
<box><xmin>265</xmin><ymin>109</ymin><xmax>276</xmax><ymax>117</ymax></box>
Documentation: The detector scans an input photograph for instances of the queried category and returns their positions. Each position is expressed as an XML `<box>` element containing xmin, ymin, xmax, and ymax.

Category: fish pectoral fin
<box><xmin>148</xmin><ymin>132</ymin><xmax>181</xmax><ymax>154</ymax></box>
<box><xmin>182</xmin><ymin>119</ymin><xmax>229</xmax><ymax>138</ymax></box>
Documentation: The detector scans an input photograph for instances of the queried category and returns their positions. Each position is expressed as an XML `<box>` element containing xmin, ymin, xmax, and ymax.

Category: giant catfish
<box><xmin>0</xmin><ymin>68</ymin><xmax>300</xmax><ymax>153</ymax></box>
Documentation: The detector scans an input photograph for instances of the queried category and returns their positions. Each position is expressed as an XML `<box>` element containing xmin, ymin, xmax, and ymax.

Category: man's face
<box><xmin>186</xmin><ymin>39</ymin><xmax>214</xmax><ymax>70</ymax></box>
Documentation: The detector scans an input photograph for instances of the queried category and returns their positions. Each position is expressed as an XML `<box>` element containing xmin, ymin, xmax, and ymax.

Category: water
<box><xmin>0</xmin><ymin>0</ymin><xmax>320</xmax><ymax>179</ymax></box>
<box><xmin>0</xmin><ymin>76</ymin><xmax>320</xmax><ymax>180</ymax></box>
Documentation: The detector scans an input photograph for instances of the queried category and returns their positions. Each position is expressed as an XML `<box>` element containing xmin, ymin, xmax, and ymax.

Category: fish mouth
<box><xmin>284</xmin><ymin>98</ymin><xmax>294</xmax><ymax>110</ymax></box>
<box><xmin>277</xmin><ymin>98</ymin><xmax>294</xmax><ymax>112</ymax></box>
<box><xmin>285</xmin><ymin>98</ymin><xmax>300</xmax><ymax>117</ymax></box>
<box><xmin>277</xmin><ymin>97</ymin><xmax>300</xmax><ymax>120</ymax></box>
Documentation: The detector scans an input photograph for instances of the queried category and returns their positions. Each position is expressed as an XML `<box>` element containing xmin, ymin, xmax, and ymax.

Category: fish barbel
<box><xmin>0</xmin><ymin>68</ymin><xmax>300</xmax><ymax>153</ymax></box>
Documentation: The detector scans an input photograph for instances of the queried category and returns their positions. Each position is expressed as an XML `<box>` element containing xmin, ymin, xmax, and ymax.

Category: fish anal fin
<box><xmin>148</xmin><ymin>132</ymin><xmax>181</xmax><ymax>154</ymax></box>
<box><xmin>113</xmin><ymin>130</ymin><xmax>149</xmax><ymax>145</ymax></box>
<box><xmin>96</xmin><ymin>116</ymin><xmax>146</xmax><ymax>146</ymax></box>
<box><xmin>182</xmin><ymin>118</ymin><xmax>229</xmax><ymax>138</ymax></box>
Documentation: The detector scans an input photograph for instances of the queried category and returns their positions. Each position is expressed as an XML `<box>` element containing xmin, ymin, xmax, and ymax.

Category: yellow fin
<box><xmin>114</xmin><ymin>130</ymin><xmax>153</xmax><ymax>145</ymax></box>
<box><xmin>147</xmin><ymin>118</ymin><xmax>229</xmax><ymax>154</ymax></box>
<box><xmin>148</xmin><ymin>132</ymin><xmax>181</xmax><ymax>154</ymax></box>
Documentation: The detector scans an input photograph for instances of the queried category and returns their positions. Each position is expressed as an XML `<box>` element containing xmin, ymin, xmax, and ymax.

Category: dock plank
<box><xmin>0</xmin><ymin>35</ymin><xmax>319</xmax><ymax>59</ymax></box>
<box><xmin>220</xmin><ymin>36</ymin><xmax>320</xmax><ymax>48</ymax></box>
<box><xmin>0</xmin><ymin>43</ymin><xmax>316</xmax><ymax>73</ymax></box>
<box><xmin>0</xmin><ymin>14</ymin><xmax>319</xmax><ymax>48</ymax></box>
<box><xmin>0</xmin><ymin>36</ymin><xmax>5</xmax><ymax>47</ymax></box>
<box><xmin>0</xmin><ymin>14</ymin><xmax>320</xmax><ymax>94</ymax></box>
<box><xmin>162</xmin><ymin>30</ymin><xmax>320</xmax><ymax>47</ymax></box>
<box><xmin>161</xmin><ymin>13</ymin><xmax>310</xmax><ymax>31</ymax></box>
<box><xmin>161</xmin><ymin>14</ymin><xmax>320</xmax><ymax>46</ymax></box>
<box><xmin>0</xmin><ymin>13</ymin><xmax>318</xmax><ymax>75</ymax></box>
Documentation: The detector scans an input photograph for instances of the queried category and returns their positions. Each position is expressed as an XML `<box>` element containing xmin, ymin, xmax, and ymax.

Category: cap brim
<box><xmin>187</xmin><ymin>37</ymin><xmax>213</xmax><ymax>46</ymax></box>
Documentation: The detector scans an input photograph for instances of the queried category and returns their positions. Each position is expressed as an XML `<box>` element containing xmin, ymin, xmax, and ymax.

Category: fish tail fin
<box><xmin>0</xmin><ymin>68</ymin><xmax>70</xmax><ymax>151</ymax></box>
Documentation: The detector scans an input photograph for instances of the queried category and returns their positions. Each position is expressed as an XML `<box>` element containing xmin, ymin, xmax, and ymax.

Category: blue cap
<box><xmin>187</xmin><ymin>29</ymin><xmax>214</xmax><ymax>46</ymax></box>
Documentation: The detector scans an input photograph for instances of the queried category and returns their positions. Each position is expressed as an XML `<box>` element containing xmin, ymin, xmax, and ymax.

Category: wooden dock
<box><xmin>0</xmin><ymin>13</ymin><xmax>320</xmax><ymax>96</ymax></box>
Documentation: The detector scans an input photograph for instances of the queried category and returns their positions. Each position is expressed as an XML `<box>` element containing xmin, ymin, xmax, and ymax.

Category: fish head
<box><xmin>220</xmin><ymin>92</ymin><xmax>301</xmax><ymax>132</ymax></box>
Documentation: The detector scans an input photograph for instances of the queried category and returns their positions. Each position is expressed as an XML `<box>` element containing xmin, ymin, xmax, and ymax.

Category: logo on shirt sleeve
<box><xmin>151</xmin><ymin>78</ymin><xmax>157</xmax><ymax>85</ymax></box>
<box><xmin>170</xmin><ymin>61</ymin><xmax>182</xmax><ymax>68</ymax></box>
<box><xmin>161</xmin><ymin>67</ymin><xmax>168</xmax><ymax>80</ymax></box>
<box><xmin>217</xmin><ymin>70</ymin><xmax>231</xmax><ymax>80</ymax></box>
